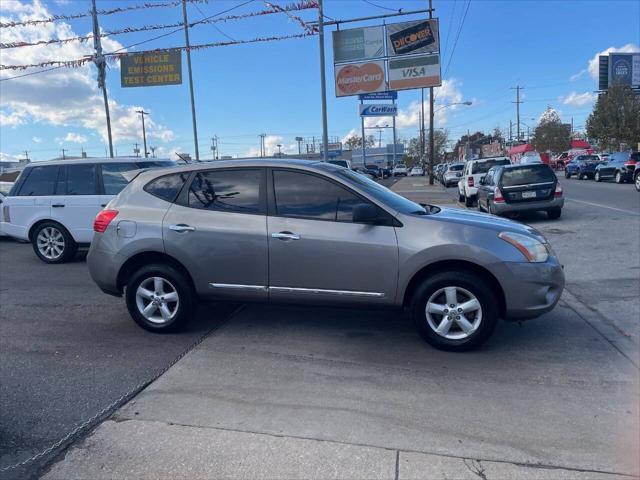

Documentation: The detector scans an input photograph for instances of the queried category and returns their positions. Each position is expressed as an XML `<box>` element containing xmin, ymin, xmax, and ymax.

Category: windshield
<box><xmin>448</xmin><ymin>164</ymin><xmax>464</xmax><ymax>171</ymax></box>
<box><xmin>472</xmin><ymin>159</ymin><xmax>510</xmax><ymax>174</ymax></box>
<box><xmin>576</xmin><ymin>155</ymin><xmax>599</xmax><ymax>163</ymax></box>
<box><xmin>501</xmin><ymin>165</ymin><xmax>555</xmax><ymax>186</ymax></box>
<box><xmin>395</xmin><ymin>164</ymin><xmax>407</xmax><ymax>168</ymax></box>
<box><xmin>333</xmin><ymin>167</ymin><xmax>426</xmax><ymax>214</ymax></box>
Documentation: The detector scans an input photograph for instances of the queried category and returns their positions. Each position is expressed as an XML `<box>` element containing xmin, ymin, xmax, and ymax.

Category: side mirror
<box><xmin>353</xmin><ymin>203</ymin><xmax>379</xmax><ymax>224</ymax></box>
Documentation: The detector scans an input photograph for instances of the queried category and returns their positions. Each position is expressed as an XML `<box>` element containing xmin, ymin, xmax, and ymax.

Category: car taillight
<box><xmin>494</xmin><ymin>187</ymin><xmax>505</xmax><ymax>203</ymax></box>
<box><xmin>93</xmin><ymin>209</ymin><xmax>118</xmax><ymax>233</ymax></box>
<box><xmin>467</xmin><ymin>177</ymin><xmax>474</xmax><ymax>187</ymax></box>
<box><xmin>554</xmin><ymin>182</ymin><xmax>563</xmax><ymax>198</ymax></box>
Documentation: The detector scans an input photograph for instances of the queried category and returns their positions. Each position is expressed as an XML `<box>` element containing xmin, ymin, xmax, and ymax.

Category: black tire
<box><xmin>565</xmin><ymin>171</ymin><xmax>571</xmax><ymax>179</ymax></box>
<box><xmin>594</xmin><ymin>171</ymin><xmax>601</xmax><ymax>182</ymax></box>
<box><xmin>477</xmin><ymin>198</ymin><xmax>484</xmax><ymax>212</ymax></box>
<box><xmin>458</xmin><ymin>193</ymin><xmax>464</xmax><ymax>202</ymax></box>
<box><xmin>578</xmin><ymin>172</ymin><xmax>585</xmax><ymax>180</ymax></box>
<box><xmin>125</xmin><ymin>263</ymin><xmax>195</xmax><ymax>333</ymax></box>
<box><xmin>464</xmin><ymin>195</ymin><xmax>474</xmax><ymax>207</ymax></box>
<box><xmin>635</xmin><ymin>173</ymin><xmax>640</xmax><ymax>192</ymax></box>
<box><xmin>31</xmin><ymin>221</ymin><xmax>77</xmax><ymax>264</ymax></box>
<box><xmin>547</xmin><ymin>208</ymin><xmax>562</xmax><ymax>219</ymax></box>
<box><xmin>615</xmin><ymin>171</ymin><xmax>623</xmax><ymax>184</ymax></box>
<box><xmin>411</xmin><ymin>270</ymin><xmax>499</xmax><ymax>351</ymax></box>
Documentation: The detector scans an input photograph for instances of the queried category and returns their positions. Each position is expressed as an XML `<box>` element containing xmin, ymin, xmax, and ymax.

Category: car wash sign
<box><xmin>121</xmin><ymin>50</ymin><xmax>182</xmax><ymax>88</ymax></box>
<box><xmin>359</xmin><ymin>104</ymin><xmax>398</xmax><ymax>116</ymax></box>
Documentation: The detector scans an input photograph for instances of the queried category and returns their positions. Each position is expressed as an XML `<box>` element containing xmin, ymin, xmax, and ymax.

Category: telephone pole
<box><xmin>61</xmin><ymin>149</ymin><xmax>67</xmax><ymax>159</ymax></box>
<box><xmin>511</xmin><ymin>85</ymin><xmax>523</xmax><ymax>142</ymax></box>
<box><xmin>427</xmin><ymin>0</ymin><xmax>435</xmax><ymax>184</ymax></box>
<box><xmin>136</xmin><ymin>110</ymin><xmax>149</xmax><ymax>158</ymax></box>
<box><xmin>211</xmin><ymin>136</ymin><xmax>219</xmax><ymax>159</ymax></box>
<box><xmin>91</xmin><ymin>0</ymin><xmax>113</xmax><ymax>158</ymax></box>
<box><xmin>133</xmin><ymin>143</ymin><xmax>140</xmax><ymax>157</ymax></box>
<box><xmin>258</xmin><ymin>133</ymin><xmax>266</xmax><ymax>158</ymax></box>
<box><xmin>23</xmin><ymin>150</ymin><xmax>29</xmax><ymax>161</ymax></box>
<box><xmin>182</xmin><ymin>0</ymin><xmax>199</xmax><ymax>161</ymax></box>
<box><xmin>317</xmin><ymin>0</ymin><xmax>329</xmax><ymax>162</ymax></box>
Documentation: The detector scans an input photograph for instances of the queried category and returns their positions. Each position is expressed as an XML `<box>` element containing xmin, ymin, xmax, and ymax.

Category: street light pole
<box><xmin>318</xmin><ymin>0</ymin><xmax>329</xmax><ymax>162</ymax></box>
<box><xmin>428</xmin><ymin>0</ymin><xmax>435</xmax><ymax>184</ymax></box>
<box><xmin>136</xmin><ymin>110</ymin><xmax>149</xmax><ymax>158</ymax></box>
<box><xmin>182</xmin><ymin>0</ymin><xmax>199</xmax><ymax>161</ymax></box>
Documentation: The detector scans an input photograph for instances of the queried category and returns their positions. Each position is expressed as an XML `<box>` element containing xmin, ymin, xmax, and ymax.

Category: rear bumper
<box><xmin>492</xmin><ymin>257</ymin><xmax>565</xmax><ymax>320</ymax></box>
<box><xmin>444</xmin><ymin>176</ymin><xmax>461</xmax><ymax>186</ymax></box>
<box><xmin>87</xmin><ymin>234</ymin><xmax>123</xmax><ymax>296</ymax></box>
<box><xmin>493</xmin><ymin>197</ymin><xmax>564</xmax><ymax>214</ymax></box>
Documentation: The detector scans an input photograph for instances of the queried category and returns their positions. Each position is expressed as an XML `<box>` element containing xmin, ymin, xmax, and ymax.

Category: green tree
<box><xmin>530</xmin><ymin>107</ymin><xmax>570</xmax><ymax>153</ymax></box>
<box><xmin>343</xmin><ymin>134</ymin><xmax>376</xmax><ymax>150</ymax></box>
<box><xmin>403</xmin><ymin>130</ymin><xmax>449</xmax><ymax>166</ymax></box>
<box><xmin>586</xmin><ymin>83</ymin><xmax>640</xmax><ymax>151</ymax></box>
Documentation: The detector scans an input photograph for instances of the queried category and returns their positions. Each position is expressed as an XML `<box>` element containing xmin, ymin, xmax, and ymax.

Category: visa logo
<box><xmin>402</xmin><ymin>67</ymin><xmax>427</xmax><ymax>78</ymax></box>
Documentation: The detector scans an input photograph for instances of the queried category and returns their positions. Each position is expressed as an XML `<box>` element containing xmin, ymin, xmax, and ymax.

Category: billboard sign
<box><xmin>359</xmin><ymin>91</ymin><xmax>398</xmax><ymax>100</ymax></box>
<box><xmin>388</xmin><ymin>53</ymin><xmax>441</xmax><ymax>91</ymax></box>
<box><xmin>335</xmin><ymin>61</ymin><xmax>386</xmax><ymax>97</ymax></box>
<box><xmin>609</xmin><ymin>53</ymin><xmax>640</xmax><ymax>87</ymax></box>
<box><xmin>321</xmin><ymin>142</ymin><xmax>343</xmax><ymax>157</ymax></box>
<box><xmin>359</xmin><ymin>104</ymin><xmax>398</xmax><ymax>116</ymax></box>
<box><xmin>332</xmin><ymin>26</ymin><xmax>385</xmax><ymax>63</ymax></box>
<box><xmin>386</xmin><ymin>19</ymin><xmax>439</xmax><ymax>57</ymax></box>
<box><xmin>121</xmin><ymin>50</ymin><xmax>182</xmax><ymax>87</ymax></box>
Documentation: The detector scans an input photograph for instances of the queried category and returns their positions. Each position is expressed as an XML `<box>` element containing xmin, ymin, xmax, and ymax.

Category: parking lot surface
<box><xmin>2</xmin><ymin>176</ymin><xmax>639</xmax><ymax>479</ymax></box>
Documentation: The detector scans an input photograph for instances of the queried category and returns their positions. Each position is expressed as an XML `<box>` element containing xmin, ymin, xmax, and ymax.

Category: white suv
<box><xmin>1</xmin><ymin>157</ymin><xmax>175</xmax><ymax>263</ymax></box>
<box><xmin>457</xmin><ymin>157</ymin><xmax>511</xmax><ymax>207</ymax></box>
<box><xmin>392</xmin><ymin>164</ymin><xmax>408</xmax><ymax>176</ymax></box>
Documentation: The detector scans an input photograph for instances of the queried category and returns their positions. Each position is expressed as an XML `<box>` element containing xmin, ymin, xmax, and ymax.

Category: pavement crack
<box><xmin>463</xmin><ymin>459</ymin><xmax>488</xmax><ymax>480</ymax></box>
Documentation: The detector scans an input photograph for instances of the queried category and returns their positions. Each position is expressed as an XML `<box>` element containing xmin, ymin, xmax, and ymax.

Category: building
<box><xmin>0</xmin><ymin>157</ymin><xmax>29</xmax><ymax>173</ymax></box>
<box><xmin>351</xmin><ymin>144</ymin><xmax>405</xmax><ymax>168</ymax></box>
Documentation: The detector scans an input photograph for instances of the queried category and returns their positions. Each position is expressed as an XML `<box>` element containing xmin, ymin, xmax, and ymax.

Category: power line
<box><xmin>193</xmin><ymin>3</ymin><xmax>237</xmax><ymax>42</ymax></box>
<box><xmin>361</xmin><ymin>0</ymin><xmax>401</xmax><ymax>13</ymax></box>
<box><xmin>440</xmin><ymin>0</ymin><xmax>456</xmax><ymax>63</ymax></box>
<box><xmin>442</xmin><ymin>0</ymin><xmax>471</xmax><ymax>79</ymax></box>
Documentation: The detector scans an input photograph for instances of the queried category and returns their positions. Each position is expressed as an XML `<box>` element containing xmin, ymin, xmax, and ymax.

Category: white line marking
<box><xmin>567</xmin><ymin>198</ymin><xmax>640</xmax><ymax>216</ymax></box>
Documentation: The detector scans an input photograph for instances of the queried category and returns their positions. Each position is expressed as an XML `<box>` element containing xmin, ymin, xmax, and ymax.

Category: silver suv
<box><xmin>87</xmin><ymin>159</ymin><xmax>564</xmax><ymax>351</ymax></box>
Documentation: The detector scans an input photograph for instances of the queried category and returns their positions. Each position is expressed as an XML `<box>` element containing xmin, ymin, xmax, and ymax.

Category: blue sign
<box><xmin>358</xmin><ymin>91</ymin><xmax>397</xmax><ymax>100</ymax></box>
<box><xmin>359</xmin><ymin>104</ymin><xmax>398</xmax><ymax>117</ymax></box>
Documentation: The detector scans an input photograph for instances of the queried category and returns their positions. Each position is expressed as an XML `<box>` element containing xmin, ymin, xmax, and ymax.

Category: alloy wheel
<box><xmin>36</xmin><ymin>227</ymin><xmax>65</xmax><ymax>261</ymax></box>
<box><xmin>135</xmin><ymin>276</ymin><xmax>180</xmax><ymax>324</ymax></box>
<box><xmin>635</xmin><ymin>174</ymin><xmax>640</xmax><ymax>191</ymax></box>
<box><xmin>425</xmin><ymin>286</ymin><xmax>483</xmax><ymax>340</ymax></box>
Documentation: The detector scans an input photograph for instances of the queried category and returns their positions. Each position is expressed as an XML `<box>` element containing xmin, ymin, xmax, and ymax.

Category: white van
<box><xmin>457</xmin><ymin>157</ymin><xmax>511</xmax><ymax>206</ymax></box>
<box><xmin>1</xmin><ymin>157</ymin><xmax>175</xmax><ymax>263</ymax></box>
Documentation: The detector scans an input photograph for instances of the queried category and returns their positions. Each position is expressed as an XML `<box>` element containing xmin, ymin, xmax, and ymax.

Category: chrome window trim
<box><xmin>210</xmin><ymin>283</ymin><xmax>268</xmax><ymax>292</ymax></box>
<box><xmin>501</xmin><ymin>182</ymin><xmax>554</xmax><ymax>190</ymax></box>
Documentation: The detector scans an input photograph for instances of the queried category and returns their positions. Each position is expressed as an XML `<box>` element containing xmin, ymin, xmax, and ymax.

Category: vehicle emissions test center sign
<box><xmin>332</xmin><ymin>18</ymin><xmax>441</xmax><ymax>96</ymax></box>
<box><xmin>121</xmin><ymin>50</ymin><xmax>182</xmax><ymax>88</ymax></box>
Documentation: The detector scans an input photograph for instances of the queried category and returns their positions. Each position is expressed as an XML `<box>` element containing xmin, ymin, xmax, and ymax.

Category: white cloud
<box><xmin>560</xmin><ymin>91</ymin><xmax>597</xmax><ymax>107</ymax></box>
<box><xmin>0</xmin><ymin>1</ymin><xmax>174</xmax><ymax>146</ymax></box>
<box><xmin>0</xmin><ymin>152</ymin><xmax>21</xmax><ymax>162</ymax></box>
<box><xmin>584</xmin><ymin>44</ymin><xmax>639</xmax><ymax>80</ymax></box>
<box><xmin>63</xmin><ymin>132</ymin><xmax>88</xmax><ymax>143</ymax></box>
<box><xmin>340</xmin><ymin>128</ymin><xmax>359</xmax><ymax>145</ymax></box>
<box><xmin>570</xmin><ymin>69</ymin><xmax>587</xmax><ymax>82</ymax></box>
<box><xmin>32</xmin><ymin>136</ymin><xmax>42</xmax><ymax>143</ymax></box>
<box><xmin>244</xmin><ymin>135</ymin><xmax>296</xmax><ymax>157</ymax></box>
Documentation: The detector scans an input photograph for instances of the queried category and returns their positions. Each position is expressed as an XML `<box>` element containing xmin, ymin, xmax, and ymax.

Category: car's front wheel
<box><xmin>125</xmin><ymin>264</ymin><xmax>195</xmax><ymax>333</ymax></box>
<box><xmin>32</xmin><ymin>222</ymin><xmax>77</xmax><ymax>264</ymax></box>
<box><xmin>565</xmin><ymin>171</ymin><xmax>571</xmax><ymax>179</ymax></box>
<box><xmin>615</xmin><ymin>171</ymin><xmax>623</xmax><ymax>183</ymax></box>
<box><xmin>594</xmin><ymin>171</ymin><xmax>601</xmax><ymax>182</ymax></box>
<box><xmin>635</xmin><ymin>173</ymin><xmax>640</xmax><ymax>192</ymax></box>
<box><xmin>411</xmin><ymin>271</ymin><xmax>499</xmax><ymax>351</ymax></box>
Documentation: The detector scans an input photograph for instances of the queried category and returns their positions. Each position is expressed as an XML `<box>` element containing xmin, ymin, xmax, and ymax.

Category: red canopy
<box><xmin>508</xmin><ymin>144</ymin><xmax>534</xmax><ymax>155</ymax></box>
<box><xmin>570</xmin><ymin>139</ymin><xmax>591</xmax><ymax>149</ymax></box>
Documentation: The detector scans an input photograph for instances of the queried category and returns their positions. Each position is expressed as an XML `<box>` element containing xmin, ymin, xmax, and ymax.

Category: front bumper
<box><xmin>492</xmin><ymin>197</ymin><xmax>564</xmax><ymax>214</ymax></box>
<box><xmin>492</xmin><ymin>256</ymin><xmax>565</xmax><ymax>320</ymax></box>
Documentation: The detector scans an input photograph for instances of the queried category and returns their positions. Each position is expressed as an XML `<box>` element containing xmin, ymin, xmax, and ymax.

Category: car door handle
<box><xmin>271</xmin><ymin>232</ymin><xmax>300</xmax><ymax>241</ymax></box>
<box><xmin>169</xmin><ymin>224</ymin><xmax>196</xmax><ymax>232</ymax></box>
<box><xmin>52</xmin><ymin>204</ymin><xmax>65</xmax><ymax>208</ymax></box>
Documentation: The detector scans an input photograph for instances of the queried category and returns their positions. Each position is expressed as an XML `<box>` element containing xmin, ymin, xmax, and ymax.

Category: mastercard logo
<box><xmin>336</xmin><ymin>63</ymin><xmax>384</xmax><ymax>94</ymax></box>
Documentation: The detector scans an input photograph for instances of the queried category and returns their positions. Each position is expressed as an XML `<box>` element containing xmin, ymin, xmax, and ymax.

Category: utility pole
<box><xmin>317</xmin><ymin>0</ymin><xmax>329</xmax><ymax>162</ymax></box>
<box><xmin>210</xmin><ymin>136</ymin><xmax>219</xmax><ymax>159</ymax></box>
<box><xmin>258</xmin><ymin>133</ymin><xmax>266</xmax><ymax>158</ymax></box>
<box><xmin>296</xmin><ymin>136</ymin><xmax>303</xmax><ymax>155</ymax></box>
<box><xmin>150</xmin><ymin>146</ymin><xmax>156</xmax><ymax>158</ymax></box>
<box><xmin>23</xmin><ymin>150</ymin><xmax>29</xmax><ymax>161</ymax></box>
<box><xmin>509</xmin><ymin>120</ymin><xmax>512</xmax><ymax>144</ymax></box>
<box><xmin>511</xmin><ymin>85</ymin><xmax>523</xmax><ymax>142</ymax></box>
<box><xmin>136</xmin><ymin>110</ymin><xmax>149</xmax><ymax>158</ymax></box>
<box><xmin>420</xmin><ymin>88</ymin><xmax>425</xmax><ymax>160</ymax></box>
<box><xmin>427</xmin><ymin>0</ymin><xmax>435</xmax><ymax>184</ymax></box>
<box><xmin>182</xmin><ymin>0</ymin><xmax>199</xmax><ymax>161</ymax></box>
<box><xmin>61</xmin><ymin>149</ymin><xmax>67</xmax><ymax>159</ymax></box>
<box><xmin>133</xmin><ymin>143</ymin><xmax>140</xmax><ymax>157</ymax></box>
<box><xmin>91</xmin><ymin>0</ymin><xmax>113</xmax><ymax>158</ymax></box>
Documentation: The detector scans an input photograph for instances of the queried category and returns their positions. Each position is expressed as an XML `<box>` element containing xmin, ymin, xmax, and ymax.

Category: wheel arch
<box><xmin>116</xmin><ymin>251</ymin><xmax>196</xmax><ymax>295</ymax></box>
<box><xmin>402</xmin><ymin>259</ymin><xmax>506</xmax><ymax>318</ymax></box>
<box><xmin>28</xmin><ymin>218</ymin><xmax>71</xmax><ymax>242</ymax></box>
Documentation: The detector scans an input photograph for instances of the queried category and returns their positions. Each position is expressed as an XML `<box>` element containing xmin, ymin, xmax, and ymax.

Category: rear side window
<box><xmin>145</xmin><ymin>173</ymin><xmax>189</xmax><ymax>202</ymax></box>
<box><xmin>273</xmin><ymin>170</ymin><xmax>364</xmax><ymax>222</ymax></box>
<box><xmin>66</xmin><ymin>164</ymin><xmax>97</xmax><ymax>195</ymax></box>
<box><xmin>449</xmin><ymin>164</ymin><xmax>464</xmax><ymax>171</ymax></box>
<box><xmin>472</xmin><ymin>159</ymin><xmax>510</xmax><ymax>174</ymax></box>
<box><xmin>501</xmin><ymin>165</ymin><xmax>555</xmax><ymax>186</ymax></box>
<box><xmin>101</xmin><ymin>163</ymin><xmax>138</xmax><ymax>195</ymax></box>
<box><xmin>188</xmin><ymin>169</ymin><xmax>261</xmax><ymax>213</ymax></box>
<box><xmin>17</xmin><ymin>166</ymin><xmax>59</xmax><ymax>196</ymax></box>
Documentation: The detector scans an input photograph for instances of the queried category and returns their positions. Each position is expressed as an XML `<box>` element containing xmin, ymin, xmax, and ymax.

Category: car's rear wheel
<box><xmin>411</xmin><ymin>271</ymin><xmax>499</xmax><ymax>351</ymax></box>
<box><xmin>32</xmin><ymin>222</ymin><xmax>77</xmax><ymax>264</ymax></box>
<box><xmin>125</xmin><ymin>264</ymin><xmax>195</xmax><ymax>333</ymax></box>
<box><xmin>458</xmin><ymin>193</ymin><xmax>464</xmax><ymax>202</ymax></box>
<box><xmin>635</xmin><ymin>173</ymin><xmax>640</xmax><ymax>192</ymax></box>
<box><xmin>615</xmin><ymin>171</ymin><xmax>623</xmax><ymax>183</ymax></box>
<box><xmin>477</xmin><ymin>199</ymin><xmax>484</xmax><ymax>212</ymax></box>
<box><xmin>464</xmin><ymin>195</ymin><xmax>474</xmax><ymax>207</ymax></box>
<box><xmin>578</xmin><ymin>172</ymin><xmax>585</xmax><ymax>180</ymax></box>
<box><xmin>594</xmin><ymin>171</ymin><xmax>601</xmax><ymax>182</ymax></box>
<box><xmin>547</xmin><ymin>208</ymin><xmax>562</xmax><ymax>219</ymax></box>
<box><xmin>565</xmin><ymin>171</ymin><xmax>571</xmax><ymax>179</ymax></box>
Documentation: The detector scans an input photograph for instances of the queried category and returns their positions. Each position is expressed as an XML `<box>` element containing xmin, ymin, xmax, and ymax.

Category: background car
<box><xmin>476</xmin><ymin>163</ymin><xmax>564</xmax><ymax>219</ymax></box>
<box><xmin>327</xmin><ymin>159</ymin><xmax>352</xmax><ymax>170</ymax></box>
<box><xmin>458</xmin><ymin>157</ymin><xmax>511</xmax><ymax>207</ymax></box>
<box><xmin>409</xmin><ymin>165</ymin><xmax>424</xmax><ymax>176</ymax></box>
<box><xmin>442</xmin><ymin>163</ymin><xmax>464</xmax><ymax>187</ymax></box>
<box><xmin>392</xmin><ymin>163</ymin><xmax>408</xmax><ymax>176</ymax></box>
<box><xmin>519</xmin><ymin>152</ymin><xmax>543</xmax><ymax>164</ymax></box>
<box><xmin>1</xmin><ymin>157</ymin><xmax>176</xmax><ymax>263</ymax></box>
<box><xmin>565</xmin><ymin>154</ymin><xmax>600</xmax><ymax>179</ymax></box>
<box><xmin>594</xmin><ymin>151</ymin><xmax>638</xmax><ymax>183</ymax></box>
<box><xmin>354</xmin><ymin>166</ymin><xmax>380</xmax><ymax>179</ymax></box>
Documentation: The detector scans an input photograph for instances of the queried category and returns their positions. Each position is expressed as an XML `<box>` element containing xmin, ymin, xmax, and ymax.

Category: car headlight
<box><xmin>498</xmin><ymin>232</ymin><xmax>549</xmax><ymax>262</ymax></box>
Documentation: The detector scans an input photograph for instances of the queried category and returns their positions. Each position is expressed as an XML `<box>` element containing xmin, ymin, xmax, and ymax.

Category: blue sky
<box><xmin>1</xmin><ymin>0</ymin><xmax>638</xmax><ymax>161</ymax></box>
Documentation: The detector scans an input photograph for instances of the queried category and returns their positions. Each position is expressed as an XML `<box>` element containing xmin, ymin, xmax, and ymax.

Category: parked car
<box><xmin>409</xmin><ymin>165</ymin><xmax>424</xmax><ymax>176</ymax></box>
<box><xmin>0</xmin><ymin>183</ymin><xmax>11</xmax><ymax>237</ymax></box>
<box><xmin>635</xmin><ymin>163</ymin><xmax>640</xmax><ymax>192</ymax></box>
<box><xmin>594</xmin><ymin>151</ymin><xmax>639</xmax><ymax>183</ymax></box>
<box><xmin>442</xmin><ymin>163</ymin><xmax>465</xmax><ymax>187</ymax></box>
<box><xmin>519</xmin><ymin>152</ymin><xmax>543</xmax><ymax>164</ymax></box>
<box><xmin>1</xmin><ymin>157</ymin><xmax>176</xmax><ymax>263</ymax></box>
<box><xmin>476</xmin><ymin>163</ymin><xmax>564</xmax><ymax>219</ymax></box>
<box><xmin>87</xmin><ymin>159</ymin><xmax>564</xmax><ymax>352</ymax></box>
<box><xmin>564</xmin><ymin>155</ymin><xmax>600</xmax><ymax>179</ymax></box>
<box><xmin>327</xmin><ymin>159</ymin><xmax>352</xmax><ymax>170</ymax></box>
<box><xmin>354</xmin><ymin>166</ymin><xmax>379</xmax><ymax>179</ymax></box>
<box><xmin>438</xmin><ymin>163</ymin><xmax>450</xmax><ymax>183</ymax></box>
<box><xmin>457</xmin><ymin>157</ymin><xmax>511</xmax><ymax>207</ymax></box>
<box><xmin>392</xmin><ymin>163</ymin><xmax>408</xmax><ymax>176</ymax></box>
